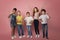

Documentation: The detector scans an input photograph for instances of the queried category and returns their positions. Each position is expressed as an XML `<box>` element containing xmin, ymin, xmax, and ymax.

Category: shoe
<box><xmin>37</xmin><ymin>35</ymin><xmax>40</xmax><ymax>38</ymax></box>
<box><xmin>30</xmin><ymin>36</ymin><xmax>32</xmax><ymax>38</ymax></box>
<box><xmin>11</xmin><ymin>36</ymin><xmax>14</xmax><ymax>40</ymax></box>
<box><xmin>14</xmin><ymin>35</ymin><xmax>16</xmax><ymax>38</ymax></box>
<box><xmin>27</xmin><ymin>35</ymin><xmax>30</xmax><ymax>38</ymax></box>
<box><xmin>36</xmin><ymin>35</ymin><xmax>38</xmax><ymax>38</ymax></box>
<box><xmin>19</xmin><ymin>36</ymin><xmax>22</xmax><ymax>38</ymax></box>
<box><xmin>23</xmin><ymin>35</ymin><xmax>25</xmax><ymax>37</ymax></box>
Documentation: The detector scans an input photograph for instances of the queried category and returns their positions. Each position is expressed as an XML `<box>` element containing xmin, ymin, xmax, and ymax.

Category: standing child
<box><xmin>8</xmin><ymin>8</ymin><xmax>17</xmax><ymax>40</ymax></box>
<box><xmin>33</xmin><ymin>7</ymin><xmax>40</xmax><ymax>38</ymax></box>
<box><xmin>24</xmin><ymin>12</ymin><xmax>33</xmax><ymax>38</ymax></box>
<box><xmin>39</xmin><ymin>9</ymin><xmax>49</xmax><ymax>39</ymax></box>
<box><xmin>16</xmin><ymin>10</ymin><xmax>25</xmax><ymax>38</ymax></box>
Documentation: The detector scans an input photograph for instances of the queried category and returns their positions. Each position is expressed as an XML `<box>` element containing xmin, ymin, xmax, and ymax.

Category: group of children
<box><xmin>8</xmin><ymin>7</ymin><xmax>50</xmax><ymax>40</ymax></box>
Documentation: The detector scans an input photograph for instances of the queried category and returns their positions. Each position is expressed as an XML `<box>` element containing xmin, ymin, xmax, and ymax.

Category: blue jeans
<box><xmin>42</xmin><ymin>24</ymin><xmax>48</xmax><ymax>38</ymax></box>
<box><xmin>17</xmin><ymin>24</ymin><xmax>24</xmax><ymax>36</ymax></box>
<box><xmin>27</xmin><ymin>25</ymin><xmax>32</xmax><ymax>36</ymax></box>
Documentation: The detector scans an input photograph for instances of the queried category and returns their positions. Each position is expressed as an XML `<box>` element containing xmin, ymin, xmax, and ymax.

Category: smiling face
<box><xmin>17</xmin><ymin>11</ymin><xmax>21</xmax><ymax>16</ymax></box>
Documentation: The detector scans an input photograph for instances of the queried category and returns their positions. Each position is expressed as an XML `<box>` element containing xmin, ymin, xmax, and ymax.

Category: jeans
<box><xmin>42</xmin><ymin>24</ymin><xmax>48</xmax><ymax>38</ymax></box>
<box><xmin>34</xmin><ymin>19</ymin><xmax>40</xmax><ymax>35</ymax></box>
<box><xmin>27</xmin><ymin>25</ymin><xmax>32</xmax><ymax>36</ymax></box>
<box><xmin>17</xmin><ymin>24</ymin><xmax>24</xmax><ymax>36</ymax></box>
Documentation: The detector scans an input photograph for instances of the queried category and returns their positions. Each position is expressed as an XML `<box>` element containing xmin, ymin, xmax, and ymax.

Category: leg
<box><xmin>34</xmin><ymin>20</ymin><xmax>37</xmax><ymax>35</ymax></box>
<box><xmin>20</xmin><ymin>25</ymin><xmax>24</xmax><ymax>36</ymax></box>
<box><xmin>27</xmin><ymin>25</ymin><xmax>32</xmax><ymax>36</ymax></box>
<box><xmin>45</xmin><ymin>24</ymin><xmax>48</xmax><ymax>39</ymax></box>
<box><xmin>42</xmin><ymin>24</ymin><xmax>45</xmax><ymax>38</ymax></box>
<box><xmin>17</xmin><ymin>25</ymin><xmax>21</xmax><ymax>36</ymax></box>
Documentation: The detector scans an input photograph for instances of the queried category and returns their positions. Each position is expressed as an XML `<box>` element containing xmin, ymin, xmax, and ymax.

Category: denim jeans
<box><xmin>42</xmin><ymin>24</ymin><xmax>48</xmax><ymax>38</ymax></box>
<box><xmin>17</xmin><ymin>24</ymin><xmax>24</xmax><ymax>36</ymax></box>
<box><xmin>27</xmin><ymin>25</ymin><xmax>32</xmax><ymax>36</ymax></box>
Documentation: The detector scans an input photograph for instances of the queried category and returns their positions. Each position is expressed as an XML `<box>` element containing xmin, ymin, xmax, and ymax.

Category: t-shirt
<box><xmin>39</xmin><ymin>14</ymin><xmax>49</xmax><ymax>24</ymax></box>
<box><xmin>34</xmin><ymin>12</ymin><xmax>39</xmax><ymax>19</ymax></box>
<box><xmin>24</xmin><ymin>16</ymin><xmax>34</xmax><ymax>25</ymax></box>
<box><xmin>16</xmin><ymin>15</ymin><xmax>22</xmax><ymax>24</ymax></box>
<box><xmin>8</xmin><ymin>13</ymin><xmax>16</xmax><ymax>24</ymax></box>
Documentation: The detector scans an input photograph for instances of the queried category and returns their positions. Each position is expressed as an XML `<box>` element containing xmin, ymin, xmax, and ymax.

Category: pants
<box><xmin>34</xmin><ymin>19</ymin><xmax>40</xmax><ymax>35</ymax></box>
<box><xmin>42</xmin><ymin>24</ymin><xmax>48</xmax><ymax>38</ymax></box>
<box><xmin>17</xmin><ymin>24</ymin><xmax>24</xmax><ymax>36</ymax></box>
<box><xmin>27</xmin><ymin>25</ymin><xmax>32</xmax><ymax>36</ymax></box>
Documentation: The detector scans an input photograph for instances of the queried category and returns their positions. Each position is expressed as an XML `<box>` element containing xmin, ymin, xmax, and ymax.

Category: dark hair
<box><xmin>13</xmin><ymin>8</ymin><xmax>17</xmax><ymax>11</ymax></box>
<box><xmin>26</xmin><ymin>12</ymin><xmax>30</xmax><ymax>15</ymax></box>
<box><xmin>33</xmin><ymin>7</ymin><xmax>39</xmax><ymax>16</ymax></box>
<box><xmin>41</xmin><ymin>9</ymin><xmax>46</xmax><ymax>12</ymax></box>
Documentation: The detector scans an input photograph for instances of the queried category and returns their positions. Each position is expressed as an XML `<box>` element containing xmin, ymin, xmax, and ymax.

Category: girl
<box><xmin>33</xmin><ymin>7</ymin><xmax>40</xmax><ymax>38</ymax></box>
<box><xmin>8</xmin><ymin>8</ymin><xmax>17</xmax><ymax>40</ymax></box>
<box><xmin>16</xmin><ymin>10</ymin><xmax>25</xmax><ymax>38</ymax></box>
<box><xmin>39</xmin><ymin>9</ymin><xmax>49</xmax><ymax>39</ymax></box>
<box><xmin>24</xmin><ymin>12</ymin><xmax>33</xmax><ymax>38</ymax></box>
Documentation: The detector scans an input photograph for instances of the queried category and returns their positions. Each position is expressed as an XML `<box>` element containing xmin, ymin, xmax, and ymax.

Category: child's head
<box><xmin>33</xmin><ymin>7</ymin><xmax>39</xmax><ymax>16</ymax></box>
<box><xmin>26</xmin><ymin>12</ymin><xmax>30</xmax><ymax>17</ymax></box>
<box><xmin>41</xmin><ymin>9</ymin><xmax>46</xmax><ymax>15</ymax></box>
<box><xmin>17</xmin><ymin>10</ymin><xmax>21</xmax><ymax>16</ymax></box>
<box><xmin>12</xmin><ymin>8</ymin><xmax>17</xmax><ymax>13</ymax></box>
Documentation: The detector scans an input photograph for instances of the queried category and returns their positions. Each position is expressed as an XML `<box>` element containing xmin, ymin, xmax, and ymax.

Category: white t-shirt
<box><xmin>24</xmin><ymin>16</ymin><xmax>34</xmax><ymax>25</ymax></box>
<box><xmin>34</xmin><ymin>12</ymin><xmax>39</xmax><ymax>19</ymax></box>
<box><xmin>39</xmin><ymin>14</ymin><xmax>49</xmax><ymax>24</ymax></box>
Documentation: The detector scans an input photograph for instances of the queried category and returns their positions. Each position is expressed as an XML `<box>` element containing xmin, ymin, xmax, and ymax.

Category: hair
<box><xmin>26</xmin><ymin>12</ymin><xmax>30</xmax><ymax>15</ymax></box>
<box><xmin>18</xmin><ymin>10</ymin><xmax>21</xmax><ymax>13</ymax></box>
<box><xmin>41</xmin><ymin>9</ymin><xmax>46</xmax><ymax>12</ymax></box>
<box><xmin>13</xmin><ymin>8</ymin><xmax>17</xmax><ymax>11</ymax></box>
<box><xmin>33</xmin><ymin>7</ymin><xmax>39</xmax><ymax>16</ymax></box>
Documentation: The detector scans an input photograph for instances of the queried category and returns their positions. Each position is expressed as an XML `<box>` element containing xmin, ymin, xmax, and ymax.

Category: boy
<box><xmin>24</xmin><ymin>12</ymin><xmax>34</xmax><ymax>38</ymax></box>
<box><xmin>39</xmin><ymin>9</ymin><xmax>49</xmax><ymax>39</ymax></box>
<box><xmin>16</xmin><ymin>10</ymin><xmax>25</xmax><ymax>38</ymax></box>
<box><xmin>8</xmin><ymin>8</ymin><xmax>17</xmax><ymax>40</ymax></box>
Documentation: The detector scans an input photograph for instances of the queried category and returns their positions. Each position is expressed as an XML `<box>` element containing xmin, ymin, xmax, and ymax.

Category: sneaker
<box><xmin>37</xmin><ymin>35</ymin><xmax>40</xmax><ymax>38</ymax></box>
<box><xmin>19</xmin><ymin>36</ymin><xmax>22</xmax><ymax>38</ymax></box>
<box><xmin>11</xmin><ymin>36</ymin><xmax>14</xmax><ymax>40</ymax></box>
<box><xmin>14</xmin><ymin>35</ymin><xmax>16</xmax><ymax>38</ymax></box>
<box><xmin>27</xmin><ymin>35</ymin><xmax>30</xmax><ymax>38</ymax></box>
<box><xmin>30</xmin><ymin>36</ymin><xmax>32</xmax><ymax>38</ymax></box>
<box><xmin>36</xmin><ymin>35</ymin><xmax>38</xmax><ymax>38</ymax></box>
<box><xmin>23</xmin><ymin>35</ymin><xmax>25</xmax><ymax>37</ymax></box>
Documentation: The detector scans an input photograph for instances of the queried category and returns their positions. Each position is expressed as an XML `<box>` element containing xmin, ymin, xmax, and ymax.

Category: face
<box><xmin>41</xmin><ymin>11</ymin><xmax>45</xmax><ymax>15</ymax></box>
<box><xmin>34</xmin><ymin>8</ymin><xmax>37</xmax><ymax>12</ymax></box>
<box><xmin>26</xmin><ymin>13</ymin><xmax>30</xmax><ymax>17</ymax></box>
<box><xmin>17</xmin><ymin>11</ymin><xmax>21</xmax><ymax>15</ymax></box>
<box><xmin>12</xmin><ymin>10</ymin><xmax>16</xmax><ymax>13</ymax></box>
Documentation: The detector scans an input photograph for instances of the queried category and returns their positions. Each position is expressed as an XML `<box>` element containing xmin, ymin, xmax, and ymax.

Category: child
<box><xmin>8</xmin><ymin>8</ymin><xmax>17</xmax><ymax>40</ymax></box>
<box><xmin>24</xmin><ymin>12</ymin><xmax>33</xmax><ymax>38</ymax></box>
<box><xmin>39</xmin><ymin>9</ymin><xmax>49</xmax><ymax>39</ymax></box>
<box><xmin>16</xmin><ymin>10</ymin><xmax>25</xmax><ymax>38</ymax></box>
<box><xmin>33</xmin><ymin>7</ymin><xmax>40</xmax><ymax>38</ymax></box>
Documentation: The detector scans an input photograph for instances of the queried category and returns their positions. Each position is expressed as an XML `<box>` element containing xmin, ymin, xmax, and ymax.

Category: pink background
<box><xmin>0</xmin><ymin>0</ymin><xmax>60</xmax><ymax>40</ymax></box>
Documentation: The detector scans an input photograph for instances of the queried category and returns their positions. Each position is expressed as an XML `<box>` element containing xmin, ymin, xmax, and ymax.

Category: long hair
<box><xmin>33</xmin><ymin>7</ymin><xmax>39</xmax><ymax>16</ymax></box>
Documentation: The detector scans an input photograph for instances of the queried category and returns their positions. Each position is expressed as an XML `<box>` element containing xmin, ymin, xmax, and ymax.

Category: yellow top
<box><xmin>16</xmin><ymin>15</ymin><xmax>23</xmax><ymax>24</ymax></box>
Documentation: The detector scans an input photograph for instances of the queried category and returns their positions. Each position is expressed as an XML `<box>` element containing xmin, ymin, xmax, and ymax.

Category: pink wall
<box><xmin>0</xmin><ymin>0</ymin><xmax>60</xmax><ymax>40</ymax></box>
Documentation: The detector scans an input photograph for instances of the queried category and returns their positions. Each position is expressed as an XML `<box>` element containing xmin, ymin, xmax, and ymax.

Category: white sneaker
<box><xmin>27</xmin><ymin>35</ymin><xmax>30</xmax><ymax>38</ymax></box>
<box><xmin>11</xmin><ymin>36</ymin><xmax>14</xmax><ymax>40</ymax></box>
<box><xmin>37</xmin><ymin>35</ymin><xmax>40</xmax><ymax>38</ymax></box>
<box><xmin>23</xmin><ymin>35</ymin><xmax>25</xmax><ymax>37</ymax></box>
<box><xmin>36</xmin><ymin>35</ymin><xmax>38</xmax><ymax>38</ymax></box>
<box><xmin>14</xmin><ymin>35</ymin><xmax>16</xmax><ymax>38</ymax></box>
<box><xmin>30</xmin><ymin>36</ymin><xmax>32</xmax><ymax>38</ymax></box>
<box><xmin>19</xmin><ymin>36</ymin><xmax>22</xmax><ymax>39</ymax></box>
